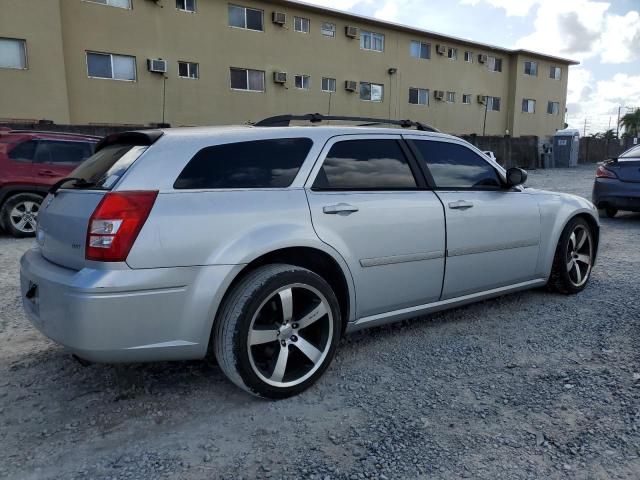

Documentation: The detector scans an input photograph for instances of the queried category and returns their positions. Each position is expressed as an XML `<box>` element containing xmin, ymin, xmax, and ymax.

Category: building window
<box><xmin>409</xmin><ymin>88</ymin><xmax>429</xmax><ymax>106</ymax></box>
<box><xmin>294</xmin><ymin>16</ymin><xmax>310</xmax><ymax>33</ymax></box>
<box><xmin>360</xmin><ymin>82</ymin><xmax>384</xmax><ymax>102</ymax></box>
<box><xmin>0</xmin><ymin>38</ymin><xmax>27</xmax><ymax>70</ymax></box>
<box><xmin>462</xmin><ymin>94</ymin><xmax>471</xmax><ymax>104</ymax></box>
<box><xmin>85</xmin><ymin>0</ymin><xmax>131</xmax><ymax>8</ymax></box>
<box><xmin>360</xmin><ymin>31</ymin><xmax>385</xmax><ymax>52</ymax></box>
<box><xmin>228</xmin><ymin>4</ymin><xmax>263</xmax><ymax>31</ymax></box>
<box><xmin>547</xmin><ymin>101</ymin><xmax>560</xmax><ymax>115</ymax></box>
<box><xmin>321</xmin><ymin>22</ymin><xmax>336</xmax><ymax>37</ymax></box>
<box><xmin>410</xmin><ymin>41</ymin><xmax>430</xmax><ymax>60</ymax></box>
<box><xmin>294</xmin><ymin>74</ymin><xmax>310</xmax><ymax>89</ymax></box>
<box><xmin>524</xmin><ymin>61</ymin><xmax>538</xmax><ymax>76</ymax></box>
<box><xmin>487</xmin><ymin>96</ymin><xmax>501</xmax><ymax>111</ymax></box>
<box><xmin>446</xmin><ymin>91</ymin><xmax>456</xmax><ymax>103</ymax></box>
<box><xmin>522</xmin><ymin>98</ymin><xmax>536</xmax><ymax>113</ymax></box>
<box><xmin>176</xmin><ymin>0</ymin><xmax>196</xmax><ymax>12</ymax></box>
<box><xmin>550</xmin><ymin>66</ymin><xmax>561</xmax><ymax>80</ymax></box>
<box><xmin>487</xmin><ymin>56</ymin><xmax>502</xmax><ymax>72</ymax></box>
<box><xmin>464</xmin><ymin>51</ymin><xmax>473</xmax><ymax>63</ymax></box>
<box><xmin>230</xmin><ymin>67</ymin><xmax>265</xmax><ymax>92</ymax></box>
<box><xmin>178</xmin><ymin>61</ymin><xmax>199</xmax><ymax>79</ymax></box>
<box><xmin>322</xmin><ymin>77</ymin><xmax>336</xmax><ymax>92</ymax></box>
<box><xmin>447</xmin><ymin>48</ymin><xmax>457</xmax><ymax>60</ymax></box>
<box><xmin>86</xmin><ymin>52</ymin><xmax>136</xmax><ymax>81</ymax></box>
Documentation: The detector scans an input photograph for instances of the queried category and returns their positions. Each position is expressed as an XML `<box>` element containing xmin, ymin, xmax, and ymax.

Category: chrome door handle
<box><xmin>448</xmin><ymin>200</ymin><xmax>474</xmax><ymax>210</ymax></box>
<box><xmin>323</xmin><ymin>203</ymin><xmax>359</xmax><ymax>215</ymax></box>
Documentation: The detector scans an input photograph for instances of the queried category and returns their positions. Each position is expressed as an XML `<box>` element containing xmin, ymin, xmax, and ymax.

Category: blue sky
<box><xmin>303</xmin><ymin>0</ymin><xmax>640</xmax><ymax>134</ymax></box>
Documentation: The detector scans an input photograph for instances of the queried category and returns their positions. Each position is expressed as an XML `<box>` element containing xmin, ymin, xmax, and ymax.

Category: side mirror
<box><xmin>506</xmin><ymin>167</ymin><xmax>528</xmax><ymax>187</ymax></box>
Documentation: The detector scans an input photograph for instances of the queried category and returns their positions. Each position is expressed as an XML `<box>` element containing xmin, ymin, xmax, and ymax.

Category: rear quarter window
<box><xmin>67</xmin><ymin>144</ymin><xmax>147</xmax><ymax>190</ymax></box>
<box><xmin>174</xmin><ymin>138</ymin><xmax>313</xmax><ymax>189</ymax></box>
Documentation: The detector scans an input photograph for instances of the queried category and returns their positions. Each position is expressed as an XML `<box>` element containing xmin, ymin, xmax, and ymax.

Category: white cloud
<box><xmin>460</xmin><ymin>0</ymin><xmax>539</xmax><ymax>16</ymax></box>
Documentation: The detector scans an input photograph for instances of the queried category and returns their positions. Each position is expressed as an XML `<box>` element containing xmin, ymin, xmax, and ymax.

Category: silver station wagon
<box><xmin>20</xmin><ymin>115</ymin><xmax>599</xmax><ymax>398</ymax></box>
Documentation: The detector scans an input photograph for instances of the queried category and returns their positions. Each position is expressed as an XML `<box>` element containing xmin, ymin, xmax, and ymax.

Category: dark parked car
<box><xmin>593</xmin><ymin>145</ymin><xmax>640</xmax><ymax>218</ymax></box>
<box><xmin>0</xmin><ymin>129</ymin><xmax>99</xmax><ymax>237</ymax></box>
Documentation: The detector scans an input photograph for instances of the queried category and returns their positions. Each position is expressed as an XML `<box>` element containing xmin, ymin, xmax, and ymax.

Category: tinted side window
<box><xmin>34</xmin><ymin>140</ymin><xmax>95</xmax><ymax>165</ymax></box>
<box><xmin>313</xmin><ymin>139</ymin><xmax>417</xmax><ymax>190</ymax></box>
<box><xmin>412</xmin><ymin>140</ymin><xmax>501</xmax><ymax>189</ymax></box>
<box><xmin>620</xmin><ymin>145</ymin><xmax>640</xmax><ymax>159</ymax></box>
<box><xmin>174</xmin><ymin>138</ymin><xmax>313</xmax><ymax>189</ymax></box>
<box><xmin>8</xmin><ymin>140</ymin><xmax>37</xmax><ymax>162</ymax></box>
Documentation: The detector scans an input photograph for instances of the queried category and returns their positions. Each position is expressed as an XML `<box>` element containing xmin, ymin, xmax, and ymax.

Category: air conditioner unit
<box><xmin>272</xmin><ymin>11</ymin><xmax>286</xmax><ymax>25</ymax></box>
<box><xmin>434</xmin><ymin>90</ymin><xmax>445</xmax><ymax>100</ymax></box>
<box><xmin>273</xmin><ymin>71</ymin><xmax>287</xmax><ymax>84</ymax></box>
<box><xmin>435</xmin><ymin>45</ymin><xmax>446</xmax><ymax>55</ymax></box>
<box><xmin>147</xmin><ymin>59</ymin><xmax>167</xmax><ymax>74</ymax></box>
<box><xmin>478</xmin><ymin>54</ymin><xmax>488</xmax><ymax>63</ymax></box>
<box><xmin>477</xmin><ymin>94</ymin><xmax>486</xmax><ymax>104</ymax></box>
<box><xmin>345</xmin><ymin>80</ymin><xmax>358</xmax><ymax>92</ymax></box>
<box><xmin>345</xmin><ymin>26</ymin><xmax>359</xmax><ymax>38</ymax></box>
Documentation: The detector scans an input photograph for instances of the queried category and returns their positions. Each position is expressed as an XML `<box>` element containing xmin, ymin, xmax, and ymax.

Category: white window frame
<box><xmin>178</xmin><ymin>61</ymin><xmax>199</xmax><ymax>79</ymax></box>
<box><xmin>462</xmin><ymin>94</ymin><xmax>471</xmax><ymax>104</ymax></box>
<box><xmin>321</xmin><ymin>22</ymin><xmax>336</xmax><ymax>37</ymax></box>
<box><xmin>0</xmin><ymin>38</ymin><xmax>27</xmax><ymax>70</ymax></box>
<box><xmin>522</xmin><ymin>98</ymin><xmax>536</xmax><ymax>113</ymax></box>
<box><xmin>294</xmin><ymin>16</ymin><xmax>310</xmax><ymax>33</ymax></box>
<box><xmin>409</xmin><ymin>88</ymin><xmax>429</xmax><ymax>106</ymax></box>
<box><xmin>447</xmin><ymin>48</ymin><xmax>457</xmax><ymax>60</ymax></box>
<box><xmin>360</xmin><ymin>31</ymin><xmax>385</xmax><ymax>52</ymax></box>
<box><xmin>86</xmin><ymin>51</ymin><xmax>136</xmax><ymax>81</ymax></box>
<box><xmin>230</xmin><ymin>67</ymin><xmax>265</xmax><ymax>92</ymax></box>
<box><xmin>547</xmin><ymin>101</ymin><xmax>560</xmax><ymax>115</ymax></box>
<box><xmin>550</xmin><ymin>66</ymin><xmax>561</xmax><ymax>80</ymax></box>
<box><xmin>487</xmin><ymin>56</ymin><xmax>502</xmax><ymax>72</ymax></box>
<box><xmin>487</xmin><ymin>96</ymin><xmax>501</xmax><ymax>111</ymax></box>
<box><xmin>83</xmin><ymin>0</ymin><xmax>132</xmax><ymax>9</ymax></box>
<box><xmin>321</xmin><ymin>77</ymin><xmax>336</xmax><ymax>92</ymax></box>
<box><xmin>446</xmin><ymin>91</ymin><xmax>456</xmax><ymax>103</ymax></box>
<box><xmin>464</xmin><ymin>51</ymin><xmax>473</xmax><ymax>63</ymax></box>
<box><xmin>294</xmin><ymin>74</ymin><xmax>311</xmax><ymax>90</ymax></box>
<box><xmin>360</xmin><ymin>82</ymin><xmax>384</xmax><ymax>102</ymax></box>
<box><xmin>410</xmin><ymin>41</ymin><xmax>430</xmax><ymax>60</ymax></box>
<box><xmin>228</xmin><ymin>4</ymin><xmax>264</xmax><ymax>32</ymax></box>
<box><xmin>524</xmin><ymin>61</ymin><xmax>538</xmax><ymax>76</ymax></box>
<box><xmin>176</xmin><ymin>0</ymin><xmax>196</xmax><ymax>12</ymax></box>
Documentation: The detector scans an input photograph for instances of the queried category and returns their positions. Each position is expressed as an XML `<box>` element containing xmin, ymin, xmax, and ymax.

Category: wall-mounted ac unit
<box><xmin>434</xmin><ymin>90</ymin><xmax>445</xmax><ymax>100</ymax></box>
<box><xmin>273</xmin><ymin>72</ymin><xmax>287</xmax><ymax>84</ymax></box>
<box><xmin>147</xmin><ymin>59</ymin><xmax>167</xmax><ymax>73</ymax></box>
<box><xmin>272</xmin><ymin>12</ymin><xmax>286</xmax><ymax>25</ymax></box>
<box><xmin>345</xmin><ymin>80</ymin><xmax>358</xmax><ymax>92</ymax></box>
<box><xmin>477</xmin><ymin>94</ymin><xmax>486</xmax><ymax>104</ymax></box>
<box><xmin>345</xmin><ymin>26</ymin><xmax>359</xmax><ymax>38</ymax></box>
<box><xmin>435</xmin><ymin>45</ymin><xmax>446</xmax><ymax>55</ymax></box>
<box><xmin>478</xmin><ymin>54</ymin><xmax>488</xmax><ymax>63</ymax></box>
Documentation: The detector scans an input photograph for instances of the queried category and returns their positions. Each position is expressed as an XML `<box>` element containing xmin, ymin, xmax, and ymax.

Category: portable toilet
<box><xmin>553</xmin><ymin>129</ymin><xmax>580</xmax><ymax>167</ymax></box>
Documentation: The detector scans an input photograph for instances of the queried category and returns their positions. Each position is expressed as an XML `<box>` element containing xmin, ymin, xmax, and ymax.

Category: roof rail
<box><xmin>6</xmin><ymin>129</ymin><xmax>102</xmax><ymax>139</ymax></box>
<box><xmin>254</xmin><ymin>114</ymin><xmax>439</xmax><ymax>132</ymax></box>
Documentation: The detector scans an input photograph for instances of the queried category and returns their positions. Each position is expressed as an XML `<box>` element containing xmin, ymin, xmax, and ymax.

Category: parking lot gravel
<box><xmin>1</xmin><ymin>164</ymin><xmax>639</xmax><ymax>480</ymax></box>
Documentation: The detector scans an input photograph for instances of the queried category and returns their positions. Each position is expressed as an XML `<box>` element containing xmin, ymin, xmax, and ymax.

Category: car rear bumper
<box><xmin>20</xmin><ymin>247</ymin><xmax>241</xmax><ymax>363</ymax></box>
<box><xmin>592</xmin><ymin>178</ymin><xmax>640</xmax><ymax>212</ymax></box>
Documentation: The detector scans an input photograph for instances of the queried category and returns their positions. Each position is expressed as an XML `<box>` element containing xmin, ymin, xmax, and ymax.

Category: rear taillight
<box><xmin>86</xmin><ymin>191</ymin><xmax>158</xmax><ymax>262</ymax></box>
<box><xmin>596</xmin><ymin>165</ymin><xmax>617</xmax><ymax>179</ymax></box>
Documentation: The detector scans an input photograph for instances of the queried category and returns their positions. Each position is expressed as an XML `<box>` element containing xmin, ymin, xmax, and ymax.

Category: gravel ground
<box><xmin>1</xmin><ymin>164</ymin><xmax>639</xmax><ymax>480</ymax></box>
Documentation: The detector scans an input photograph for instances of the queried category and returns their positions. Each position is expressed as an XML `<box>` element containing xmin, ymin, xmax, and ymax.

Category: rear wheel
<box><xmin>214</xmin><ymin>264</ymin><xmax>341</xmax><ymax>399</ymax></box>
<box><xmin>0</xmin><ymin>193</ymin><xmax>43</xmax><ymax>238</ymax></box>
<box><xmin>601</xmin><ymin>207</ymin><xmax>618</xmax><ymax>218</ymax></box>
<box><xmin>548</xmin><ymin>217</ymin><xmax>594</xmax><ymax>294</ymax></box>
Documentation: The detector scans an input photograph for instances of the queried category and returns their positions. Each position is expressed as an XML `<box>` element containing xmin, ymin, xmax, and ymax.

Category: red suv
<box><xmin>0</xmin><ymin>129</ymin><xmax>99</xmax><ymax>237</ymax></box>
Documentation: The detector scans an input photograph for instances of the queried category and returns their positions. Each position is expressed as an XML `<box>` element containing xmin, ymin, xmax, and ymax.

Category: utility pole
<box><xmin>482</xmin><ymin>96</ymin><xmax>489</xmax><ymax>136</ymax></box>
<box><xmin>616</xmin><ymin>106</ymin><xmax>622</xmax><ymax>139</ymax></box>
<box><xmin>583</xmin><ymin>118</ymin><xmax>587</xmax><ymax>137</ymax></box>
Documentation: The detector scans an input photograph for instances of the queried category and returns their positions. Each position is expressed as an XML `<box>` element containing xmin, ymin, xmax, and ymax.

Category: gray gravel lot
<box><xmin>1</xmin><ymin>164</ymin><xmax>639</xmax><ymax>480</ymax></box>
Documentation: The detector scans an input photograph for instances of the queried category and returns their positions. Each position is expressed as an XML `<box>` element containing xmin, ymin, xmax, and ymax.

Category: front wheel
<box><xmin>214</xmin><ymin>264</ymin><xmax>341</xmax><ymax>399</ymax></box>
<box><xmin>547</xmin><ymin>217</ymin><xmax>595</xmax><ymax>294</ymax></box>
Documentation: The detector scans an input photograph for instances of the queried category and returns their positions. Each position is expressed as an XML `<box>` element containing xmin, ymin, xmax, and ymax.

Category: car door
<box><xmin>5</xmin><ymin>138</ymin><xmax>38</xmax><ymax>186</ymax></box>
<box><xmin>406</xmin><ymin>136</ymin><xmax>541</xmax><ymax>300</ymax></box>
<box><xmin>305</xmin><ymin>135</ymin><xmax>446</xmax><ymax>319</ymax></box>
<box><xmin>33</xmin><ymin>139</ymin><xmax>95</xmax><ymax>182</ymax></box>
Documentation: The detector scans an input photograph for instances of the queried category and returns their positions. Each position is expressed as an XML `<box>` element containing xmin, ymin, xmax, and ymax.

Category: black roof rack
<box><xmin>4</xmin><ymin>129</ymin><xmax>102</xmax><ymax>139</ymax></box>
<box><xmin>254</xmin><ymin>114</ymin><xmax>439</xmax><ymax>132</ymax></box>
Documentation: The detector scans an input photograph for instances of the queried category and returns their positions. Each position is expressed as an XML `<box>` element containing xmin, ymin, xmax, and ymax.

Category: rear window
<box><xmin>174</xmin><ymin>138</ymin><xmax>313</xmax><ymax>189</ymax></box>
<box><xmin>67</xmin><ymin>144</ymin><xmax>147</xmax><ymax>190</ymax></box>
<box><xmin>620</xmin><ymin>145</ymin><xmax>640</xmax><ymax>159</ymax></box>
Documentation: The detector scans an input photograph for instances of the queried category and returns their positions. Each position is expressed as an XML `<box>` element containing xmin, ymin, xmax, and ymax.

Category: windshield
<box><xmin>620</xmin><ymin>145</ymin><xmax>640</xmax><ymax>159</ymax></box>
<box><xmin>65</xmin><ymin>144</ymin><xmax>147</xmax><ymax>190</ymax></box>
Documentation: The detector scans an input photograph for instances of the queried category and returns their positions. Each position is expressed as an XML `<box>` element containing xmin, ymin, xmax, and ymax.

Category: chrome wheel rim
<box><xmin>566</xmin><ymin>225</ymin><xmax>593</xmax><ymax>287</ymax></box>
<box><xmin>247</xmin><ymin>283</ymin><xmax>333</xmax><ymax>388</ymax></box>
<box><xmin>9</xmin><ymin>201</ymin><xmax>39</xmax><ymax>234</ymax></box>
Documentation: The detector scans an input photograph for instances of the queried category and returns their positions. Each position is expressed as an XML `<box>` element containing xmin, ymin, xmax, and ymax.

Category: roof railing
<box><xmin>254</xmin><ymin>114</ymin><xmax>439</xmax><ymax>132</ymax></box>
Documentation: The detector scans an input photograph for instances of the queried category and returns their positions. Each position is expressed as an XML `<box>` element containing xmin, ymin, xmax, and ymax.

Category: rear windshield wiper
<box><xmin>49</xmin><ymin>177</ymin><xmax>96</xmax><ymax>195</ymax></box>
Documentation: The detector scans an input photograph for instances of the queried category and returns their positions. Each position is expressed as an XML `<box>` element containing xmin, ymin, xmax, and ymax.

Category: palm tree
<box><xmin>599</xmin><ymin>129</ymin><xmax>616</xmax><ymax>141</ymax></box>
<box><xmin>619</xmin><ymin>108</ymin><xmax>640</xmax><ymax>137</ymax></box>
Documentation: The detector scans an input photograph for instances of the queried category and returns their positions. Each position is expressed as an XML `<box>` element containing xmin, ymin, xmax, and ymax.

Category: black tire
<box><xmin>0</xmin><ymin>193</ymin><xmax>43</xmax><ymax>238</ymax></box>
<box><xmin>603</xmin><ymin>207</ymin><xmax>618</xmax><ymax>218</ymax></box>
<box><xmin>213</xmin><ymin>264</ymin><xmax>342</xmax><ymax>399</ymax></box>
<box><xmin>547</xmin><ymin>217</ymin><xmax>595</xmax><ymax>294</ymax></box>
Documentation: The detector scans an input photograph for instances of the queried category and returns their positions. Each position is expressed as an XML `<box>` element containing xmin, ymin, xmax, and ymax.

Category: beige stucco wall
<box><xmin>1</xmin><ymin>0</ymin><xmax>573</xmax><ymax>137</ymax></box>
<box><xmin>0</xmin><ymin>0</ymin><xmax>70</xmax><ymax>123</ymax></box>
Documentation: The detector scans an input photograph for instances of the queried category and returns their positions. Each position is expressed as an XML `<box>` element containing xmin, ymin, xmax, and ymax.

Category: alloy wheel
<box><xmin>9</xmin><ymin>201</ymin><xmax>39</xmax><ymax>234</ymax></box>
<box><xmin>566</xmin><ymin>225</ymin><xmax>593</xmax><ymax>287</ymax></box>
<box><xmin>247</xmin><ymin>283</ymin><xmax>333</xmax><ymax>388</ymax></box>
